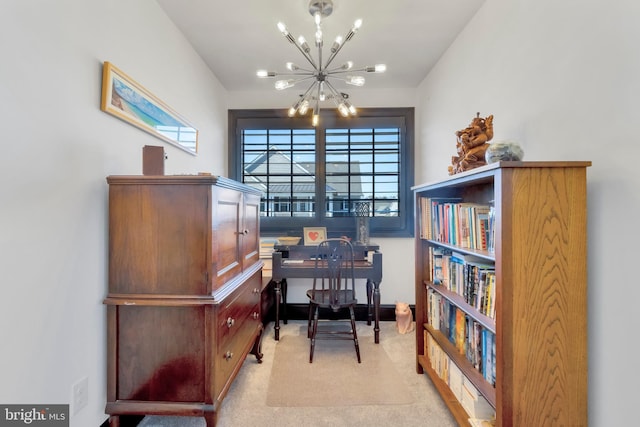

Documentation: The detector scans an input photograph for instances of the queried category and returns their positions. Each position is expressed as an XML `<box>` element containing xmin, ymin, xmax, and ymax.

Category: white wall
<box><xmin>415</xmin><ymin>1</ymin><xmax>640</xmax><ymax>426</ymax></box>
<box><xmin>0</xmin><ymin>1</ymin><xmax>227</xmax><ymax>426</ymax></box>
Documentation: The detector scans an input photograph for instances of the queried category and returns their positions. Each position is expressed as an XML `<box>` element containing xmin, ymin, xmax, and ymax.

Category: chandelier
<box><xmin>257</xmin><ymin>0</ymin><xmax>386</xmax><ymax>126</ymax></box>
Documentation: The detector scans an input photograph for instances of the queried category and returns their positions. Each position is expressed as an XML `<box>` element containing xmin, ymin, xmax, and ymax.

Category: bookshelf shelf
<box><xmin>425</xmin><ymin>282</ymin><xmax>496</xmax><ymax>332</ymax></box>
<box><xmin>413</xmin><ymin>161</ymin><xmax>590</xmax><ymax>426</ymax></box>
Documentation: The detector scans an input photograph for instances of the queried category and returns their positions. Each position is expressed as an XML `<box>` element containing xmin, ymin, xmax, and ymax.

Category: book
<box><xmin>431</xmin><ymin>247</ymin><xmax>451</xmax><ymax>285</ymax></box>
<box><xmin>473</xmin><ymin>206</ymin><xmax>491</xmax><ymax>250</ymax></box>
<box><xmin>487</xmin><ymin>206</ymin><xmax>496</xmax><ymax>253</ymax></box>
<box><xmin>461</xmin><ymin>378</ymin><xmax>495</xmax><ymax>419</ymax></box>
<box><xmin>455</xmin><ymin>308</ymin><xmax>466</xmax><ymax>354</ymax></box>
<box><xmin>259</xmin><ymin>237</ymin><xmax>278</xmax><ymax>258</ymax></box>
<box><xmin>484</xmin><ymin>331</ymin><xmax>494</xmax><ymax>384</ymax></box>
<box><xmin>424</xmin><ymin>197</ymin><xmax>462</xmax><ymax>242</ymax></box>
<box><xmin>448</xmin><ymin>361</ymin><xmax>463</xmax><ymax>401</ymax></box>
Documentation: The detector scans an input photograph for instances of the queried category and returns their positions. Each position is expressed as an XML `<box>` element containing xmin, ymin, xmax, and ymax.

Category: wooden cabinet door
<box><xmin>242</xmin><ymin>192</ymin><xmax>261</xmax><ymax>270</ymax></box>
<box><xmin>211</xmin><ymin>186</ymin><xmax>243</xmax><ymax>289</ymax></box>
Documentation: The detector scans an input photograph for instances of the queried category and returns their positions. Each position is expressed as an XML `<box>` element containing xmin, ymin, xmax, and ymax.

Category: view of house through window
<box><xmin>243</xmin><ymin>128</ymin><xmax>317</xmax><ymax>217</ymax></box>
<box><xmin>242</xmin><ymin>127</ymin><xmax>400</xmax><ymax>218</ymax></box>
<box><xmin>229</xmin><ymin>108</ymin><xmax>414</xmax><ymax>237</ymax></box>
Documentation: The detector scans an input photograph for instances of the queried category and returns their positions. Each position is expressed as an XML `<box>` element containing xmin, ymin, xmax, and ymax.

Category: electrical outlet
<box><xmin>71</xmin><ymin>376</ymin><xmax>88</xmax><ymax>415</ymax></box>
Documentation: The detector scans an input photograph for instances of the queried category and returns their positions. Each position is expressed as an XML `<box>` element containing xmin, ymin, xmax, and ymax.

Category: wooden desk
<box><xmin>271</xmin><ymin>244</ymin><xmax>383</xmax><ymax>343</ymax></box>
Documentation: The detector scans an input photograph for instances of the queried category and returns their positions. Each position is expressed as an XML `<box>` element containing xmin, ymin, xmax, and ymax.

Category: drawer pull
<box><xmin>226</xmin><ymin>317</ymin><xmax>235</xmax><ymax>328</ymax></box>
<box><xmin>224</xmin><ymin>351</ymin><xmax>234</xmax><ymax>361</ymax></box>
<box><xmin>253</xmin><ymin>288</ymin><xmax>260</xmax><ymax>294</ymax></box>
<box><xmin>252</xmin><ymin>312</ymin><xmax>260</xmax><ymax>320</ymax></box>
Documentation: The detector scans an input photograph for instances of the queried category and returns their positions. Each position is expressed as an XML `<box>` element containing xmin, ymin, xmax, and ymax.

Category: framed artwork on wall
<box><xmin>303</xmin><ymin>227</ymin><xmax>327</xmax><ymax>246</ymax></box>
<box><xmin>100</xmin><ymin>61</ymin><xmax>198</xmax><ymax>155</ymax></box>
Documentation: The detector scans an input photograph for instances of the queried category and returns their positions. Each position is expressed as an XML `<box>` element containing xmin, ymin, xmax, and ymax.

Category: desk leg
<box><xmin>274</xmin><ymin>279</ymin><xmax>288</xmax><ymax>341</ymax></box>
<box><xmin>274</xmin><ymin>280</ymin><xmax>281</xmax><ymax>341</ymax></box>
<box><xmin>281</xmin><ymin>278</ymin><xmax>288</xmax><ymax>325</ymax></box>
<box><xmin>373</xmin><ymin>281</ymin><xmax>381</xmax><ymax>344</ymax></box>
<box><xmin>366</xmin><ymin>279</ymin><xmax>373</xmax><ymax>326</ymax></box>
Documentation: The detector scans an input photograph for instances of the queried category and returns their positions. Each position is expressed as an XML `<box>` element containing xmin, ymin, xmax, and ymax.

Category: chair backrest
<box><xmin>311</xmin><ymin>238</ymin><xmax>357</xmax><ymax>311</ymax></box>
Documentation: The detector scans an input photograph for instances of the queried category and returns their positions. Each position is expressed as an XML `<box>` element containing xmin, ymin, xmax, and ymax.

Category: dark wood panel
<box><xmin>211</xmin><ymin>187</ymin><xmax>243</xmax><ymax>289</ymax></box>
<box><xmin>117</xmin><ymin>305</ymin><xmax>207</xmax><ymax>402</ymax></box>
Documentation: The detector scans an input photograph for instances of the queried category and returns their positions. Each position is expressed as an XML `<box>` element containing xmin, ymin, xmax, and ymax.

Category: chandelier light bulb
<box><xmin>344</xmin><ymin>19</ymin><xmax>362</xmax><ymax>42</ymax></box>
<box><xmin>346</xmin><ymin>75</ymin><xmax>365</xmax><ymax>86</ymax></box>
<box><xmin>299</xmin><ymin>100</ymin><xmax>309</xmax><ymax>115</ymax></box>
<box><xmin>338</xmin><ymin>102</ymin><xmax>350</xmax><ymax>117</ymax></box>
<box><xmin>277</xmin><ymin>22</ymin><xmax>288</xmax><ymax>35</ymax></box>
<box><xmin>288</xmin><ymin>106</ymin><xmax>297</xmax><ymax>117</ymax></box>
<box><xmin>330</xmin><ymin>36</ymin><xmax>343</xmax><ymax>53</ymax></box>
<box><xmin>275</xmin><ymin>79</ymin><xmax>295</xmax><ymax>90</ymax></box>
<box><xmin>365</xmin><ymin>64</ymin><xmax>387</xmax><ymax>73</ymax></box>
<box><xmin>286</xmin><ymin>62</ymin><xmax>299</xmax><ymax>71</ymax></box>
<box><xmin>298</xmin><ymin>35</ymin><xmax>311</xmax><ymax>53</ymax></box>
<box><xmin>312</xmin><ymin>114</ymin><xmax>319</xmax><ymax>127</ymax></box>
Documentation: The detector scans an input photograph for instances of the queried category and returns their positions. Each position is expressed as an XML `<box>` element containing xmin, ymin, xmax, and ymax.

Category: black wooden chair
<box><xmin>307</xmin><ymin>238</ymin><xmax>361</xmax><ymax>363</ymax></box>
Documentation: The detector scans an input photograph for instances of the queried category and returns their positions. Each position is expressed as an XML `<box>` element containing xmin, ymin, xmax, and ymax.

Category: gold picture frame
<box><xmin>303</xmin><ymin>227</ymin><xmax>327</xmax><ymax>246</ymax></box>
<box><xmin>100</xmin><ymin>61</ymin><xmax>198</xmax><ymax>155</ymax></box>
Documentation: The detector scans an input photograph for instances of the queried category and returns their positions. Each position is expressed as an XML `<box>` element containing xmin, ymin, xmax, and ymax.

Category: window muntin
<box><xmin>242</xmin><ymin>128</ymin><xmax>317</xmax><ymax>218</ymax></box>
<box><xmin>324</xmin><ymin>127</ymin><xmax>400</xmax><ymax>219</ymax></box>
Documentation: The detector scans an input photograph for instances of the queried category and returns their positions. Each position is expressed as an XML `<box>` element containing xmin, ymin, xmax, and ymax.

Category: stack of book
<box><xmin>419</xmin><ymin>197</ymin><xmax>495</xmax><ymax>253</ymax></box>
<box><xmin>259</xmin><ymin>238</ymin><xmax>278</xmax><ymax>259</ymax></box>
<box><xmin>425</xmin><ymin>331</ymin><xmax>495</xmax><ymax>424</ymax></box>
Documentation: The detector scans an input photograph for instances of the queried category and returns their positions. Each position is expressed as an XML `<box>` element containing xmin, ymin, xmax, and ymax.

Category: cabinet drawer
<box><xmin>215</xmin><ymin>307</ymin><xmax>261</xmax><ymax>396</ymax></box>
<box><xmin>216</xmin><ymin>272</ymin><xmax>261</xmax><ymax>346</ymax></box>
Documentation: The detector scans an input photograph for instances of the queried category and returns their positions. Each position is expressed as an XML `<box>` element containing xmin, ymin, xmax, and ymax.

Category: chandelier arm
<box><xmin>300</xmin><ymin>81</ymin><xmax>318</xmax><ymax>101</ymax></box>
<box><xmin>317</xmin><ymin>39</ymin><xmax>323</xmax><ymax>73</ymax></box>
<box><xmin>289</xmin><ymin>38</ymin><xmax>318</xmax><ymax>70</ymax></box>
<box><xmin>296</xmin><ymin>76</ymin><xmax>319</xmax><ymax>85</ymax></box>
<box><xmin>323</xmin><ymin>80</ymin><xmax>345</xmax><ymax>102</ymax></box>
<box><xmin>326</xmin><ymin>70</ymin><xmax>358</xmax><ymax>76</ymax></box>
<box><xmin>293</xmin><ymin>67</ymin><xmax>316</xmax><ymax>73</ymax></box>
<box><xmin>312</xmin><ymin>82</ymin><xmax>321</xmax><ymax>126</ymax></box>
<box><xmin>325</xmin><ymin>66</ymin><xmax>352</xmax><ymax>74</ymax></box>
<box><xmin>270</xmin><ymin>71</ymin><xmax>317</xmax><ymax>77</ymax></box>
<box><xmin>323</xmin><ymin>28</ymin><xmax>357</xmax><ymax>70</ymax></box>
<box><xmin>326</xmin><ymin>75</ymin><xmax>348</xmax><ymax>83</ymax></box>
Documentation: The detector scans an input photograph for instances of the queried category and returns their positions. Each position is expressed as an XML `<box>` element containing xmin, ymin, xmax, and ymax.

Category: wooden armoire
<box><xmin>104</xmin><ymin>175</ymin><xmax>265</xmax><ymax>427</ymax></box>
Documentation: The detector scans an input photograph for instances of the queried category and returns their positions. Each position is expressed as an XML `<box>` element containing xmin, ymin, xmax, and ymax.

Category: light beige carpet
<box><xmin>266</xmin><ymin>326</ymin><xmax>415</xmax><ymax>407</ymax></box>
<box><xmin>139</xmin><ymin>321</ymin><xmax>457</xmax><ymax>427</ymax></box>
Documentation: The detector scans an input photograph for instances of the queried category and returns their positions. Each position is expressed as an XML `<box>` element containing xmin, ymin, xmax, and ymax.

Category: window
<box><xmin>228</xmin><ymin>108</ymin><xmax>414</xmax><ymax>237</ymax></box>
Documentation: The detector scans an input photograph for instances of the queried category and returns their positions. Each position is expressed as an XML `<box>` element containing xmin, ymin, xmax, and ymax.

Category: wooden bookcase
<box><xmin>413</xmin><ymin>161</ymin><xmax>590</xmax><ymax>426</ymax></box>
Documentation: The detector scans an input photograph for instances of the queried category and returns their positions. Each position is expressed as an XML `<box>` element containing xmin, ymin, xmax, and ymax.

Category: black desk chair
<box><xmin>307</xmin><ymin>238</ymin><xmax>361</xmax><ymax>363</ymax></box>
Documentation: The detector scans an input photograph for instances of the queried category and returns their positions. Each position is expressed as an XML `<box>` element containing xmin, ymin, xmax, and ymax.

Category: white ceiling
<box><xmin>156</xmin><ymin>0</ymin><xmax>485</xmax><ymax>92</ymax></box>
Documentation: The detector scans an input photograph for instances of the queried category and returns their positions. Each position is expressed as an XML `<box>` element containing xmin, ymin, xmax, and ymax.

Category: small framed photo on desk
<box><xmin>303</xmin><ymin>227</ymin><xmax>327</xmax><ymax>245</ymax></box>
